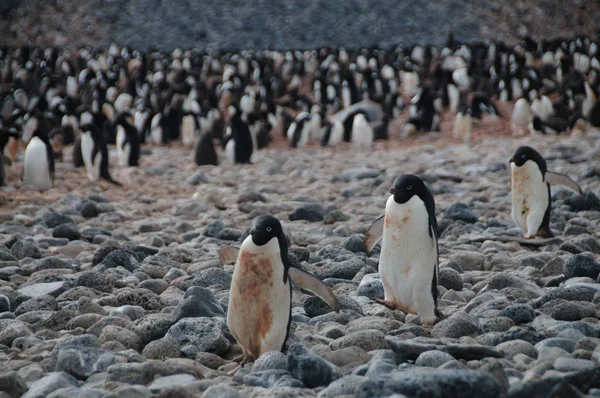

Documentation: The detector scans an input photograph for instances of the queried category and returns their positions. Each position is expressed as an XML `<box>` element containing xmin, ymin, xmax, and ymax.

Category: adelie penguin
<box><xmin>510</xmin><ymin>146</ymin><xmax>583</xmax><ymax>238</ymax></box>
<box><xmin>226</xmin><ymin>215</ymin><xmax>339</xmax><ymax>370</ymax></box>
<box><xmin>114</xmin><ymin>111</ymin><xmax>141</xmax><ymax>167</ymax></box>
<box><xmin>23</xmin><ymin>129</ymin><xmax>54</xmax><ymax>191</ymax></box>
<box><xmin>364</xmin><ymin>175</ymin><xmax>442</xmax><ymax>325</ymax></box>
<box><xmin>223</xmin><ymin>105</ymin><xmax>253</xmax><ymax>164</ymax></box>
<box><xmin>79</xmin><ymin>123</ymin><xmax>122</xmax><ymax>185</ymax></box>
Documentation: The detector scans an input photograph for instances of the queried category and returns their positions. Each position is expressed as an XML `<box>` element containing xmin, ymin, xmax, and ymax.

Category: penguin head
<box><xmin>509</xmin><ymin>146</ymin><xmax>546</xmax><ymax>172</ymax></box>
<box><xmin>249</xmin><ymin>215</ymin><xmax>284</xmax><ymax>246</ymax></box>
<box><xmin>390</xmin><ymin>174</ymin><xmax>428</xmax><ymax>204</ymax></box>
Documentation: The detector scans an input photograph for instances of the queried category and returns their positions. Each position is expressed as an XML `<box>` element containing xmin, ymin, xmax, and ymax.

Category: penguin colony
<box><xmin>0</xmin><ymin>37</ymin><xmax>592</xmax><ymax>365</ymax></box>
<box><xmin>2</xmin><ymin>36</ymin><xmax>600</xmax><ymax>189</ymax></box>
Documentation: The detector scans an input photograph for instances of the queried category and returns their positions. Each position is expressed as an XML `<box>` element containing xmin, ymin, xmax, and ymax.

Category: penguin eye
<box><xmin>406</xmin><ymin>185</ymin><xmax>412</xmax><ymax>190</ymax></box>
<box><xmin>521</xmin><ymin>154</ymin><xmax>526</xmax><ymax>159</ymax></box>
<box><xmin>266</xmin><ymin>226</ymin><xmax>272</xmax><ymax>232</ymax></box>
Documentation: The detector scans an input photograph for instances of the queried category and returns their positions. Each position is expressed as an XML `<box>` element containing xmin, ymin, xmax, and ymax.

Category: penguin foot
<box><xmin>228</xmin><ymin>352</ymin><xmax>256</xmax><ymax>375</ymax></box>
<box><xmin>373</xmin><ymin>298</ymin><xmax>397</xmax><ymax>310</ymax></box>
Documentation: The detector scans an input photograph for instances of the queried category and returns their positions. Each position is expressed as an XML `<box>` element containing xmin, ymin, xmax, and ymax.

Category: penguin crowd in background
<box><xmin>1</xmin><ymin>35</ymin><xmax>600</xmax><ymax>189</ymax></box>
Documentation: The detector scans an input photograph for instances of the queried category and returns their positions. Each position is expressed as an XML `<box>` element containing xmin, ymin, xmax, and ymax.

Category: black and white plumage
<box><xmin>23</xmin><ymin>129</ymin><xmax>54</xmax><ymax>191</ymax></box>
<box><xmin>114</xmin><ymin>111</ymin><xmax>141</xmax><ymax>167</ymax></box>
<box><xmin>223</xmin><ymin>105</ymin><xmax>253</xmax><ymax>164</ymax></box>
<box><xmin>529</xmin><ymin>116</ymin><xmax>569</xmax><ymax>135</ymax></box>
<box><xmin>79</xmin><ymin>123</ymin><xmax>122</xmax><ymax>185</ymax></box>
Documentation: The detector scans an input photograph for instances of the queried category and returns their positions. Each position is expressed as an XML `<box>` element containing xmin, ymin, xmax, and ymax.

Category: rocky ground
<box><xmin>1</xmin><ymin>114</ymin><xmax>600</xmax><ymax>398</ymax></box>
<box><xmin>1</xmin><ymin>0</ymin><xmax>599</xmax><ymax>50</ymax></box>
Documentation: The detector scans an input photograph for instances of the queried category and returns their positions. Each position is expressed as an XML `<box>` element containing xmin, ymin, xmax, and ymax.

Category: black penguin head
<box><xmin>390</xmin><ymin>174</ymin><xmax>430</xmax><ymax>205</ymax></box>
<box><xmin>249</xmin><ymin>215</ymin><xmax>284</xmax><ymax>246</ymax></box>
<box><xmin>509</xmin><ymin>146</ymin><xmax>547</xmax><ymax>172</ymax></box>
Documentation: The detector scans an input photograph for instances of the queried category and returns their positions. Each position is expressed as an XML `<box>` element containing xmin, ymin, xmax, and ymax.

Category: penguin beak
<box><xmin>508</xmin><ymin>156</ymin><xmax>514</xmax><ymax>163</ymax></box>
<box><xmin>249</xmin><ymin>227</ymin><xmax>257</xmax><ymax>235</ymax></box>
<box><xmin>389</xmin><ymin>187</ymin><xmax>396</xmax><ymax>195</ymax></box>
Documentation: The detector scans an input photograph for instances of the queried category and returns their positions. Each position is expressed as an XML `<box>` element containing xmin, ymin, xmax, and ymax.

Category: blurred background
<box><xmin>1</xmin><ymin>0</ymin><xmax>599</xmax><ymax>50</ymax></box>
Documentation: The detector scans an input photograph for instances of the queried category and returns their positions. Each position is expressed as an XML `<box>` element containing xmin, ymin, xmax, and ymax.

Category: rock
<box><xmin>238</xmin><ymin>190</ymin><xmax>266</xmax><ymax>203</ymax></box>
<box><xmin>0</xmin><ymin>371</ymin><xmax>27</xmax><ymax>398</ymax></box>
<box><xmin>98</xmin><ymin>249</ymin><xmax>140</xmax><ymax>272</ymax></box>
<box><xmin>79</xmin><ymin>200</ymin><xmax>99</xmax><ymax>218</ymax></box>
<box><xmin>321</xmin><ymin>346</ymin><xmax>371</xmax><ymax>367</ymax></box>
<box><xmin>202</xmin><ymin>384</ymin><xmax>241</xmax><ymax>398</ymax></box>
<box><xmin>203</xmin><ymin>220</ymin><xmax>225</xmax><ymax>237</ymax></box>
<box><xmin>535</xmin><ymin>338</ymin><xmax>577</xmax><ymax>353</ymax></box>
<box><xmin>116</xmin><ymin>288</ymin><xmax>164</xmax><ymax>311</ymax></box>
<box><xmin>99</xmin><ymin>325</ymin><xmax>142</xmax><ymax>351</ymax></box>
<box><xmin>356</xmin><ymin>368</ymin><xmax>502</xmax><ymax>398</ymax></box>
<box><xmin>450</xmin><ymin>252</ymin><xmax>484</xmax><ymax>271</ymax></box>
<box><xmin>186</xmin><ymin>170</ymin><xmax>211</xmax><ymax>185</ymax></box>
<box><xmin>539</xmin><ymin>299</ymin><xmax>597</xmax><ymax>321</ymax></box>
<box><xmin>11</xmin><ymin>239</ymin><xmax>41</xmax><ymax>259</ymax></box>
<box><xmin>173</xmin><ymin>287</ymin><xmax>225</xmax><ymax>321</ymax></box>
<box><xmin>496</xmin><ymin>339</ymin><xmax>537</xmax><ymax>359</ymax></box>
<box><xmin>330</xmin><ymin>330</ymin><xmax>386</xmax><ymax>352</ymax></box>
<box><xmin>485</xmin><ymin>273</ymin><xmax>544</xmax><ymax>298</ymax></box>
<box><xmin>165</xmin><ymin>317</ymin><xmax>230</xmax><ymax>357</ymax></box>
<box><xmin>479</xmin><ymin>359</ymin><xmax>509</xmax><ymax>393</ymax></box>
<box><xmin>356</xmin><ymin>273</ymin><xmax>384</xmax><ymax>299</ymax></box>
<box><xmin>287</xmin><ymin>343</ymin><xmax>340</xmax><ymax>388</ymax></box>
<box><xmin>0</xmin><ymin>320</ymin><xmax>33</xmax><ymax>346</ymax></box>
<box><xmin>565</xmin><ymin>192</ymin><xmax>600</xmax><ymax>212</ymax></box>
<box><xmin>288</xmin><ymin>203</ymin><xmax>325</xmax><ymax>222</ymax></box>
<box><xmin>386</xmin><ymin>337</ymin><xmax>503</xmax><ymax>361</ymax></box>
<box><xmin>142</xmin><ymin>337</ymin><xmax>181</xmax><ymax>360</ymax></box>
<box><xmin>52</xmin><ymin>224</ymin><xmax>81</xmax><ymax>241</ymax></box>
<box><xmin>111</xmin><ymin>385</ymin><xmax>152</xmax><ymax>398</ymax></box>
<box><xmin>563</xmin><ymin>254</ymin><xmax>600</xmax><ymax>279</ymax></box>
<box><xmin>55</xmin><ymin>347</ymin><xmax>116</xmax><ymax>378</ymax></box>
<box><xmin>478</xmin><ymin>317</ymin><xmax>515</xmax><ymax>334</ymax></box>
<box><xmin>15</xmin><ymin>295</ymin><xmax>58</xmax><ymax>316</ymax></box>
<box><xmin>340</xmin><ymin>167</ymin><xmax>381</xmax><ymax>181</ymax></box>
<box><xmin>113</xmin><ymin>305</ymin><xmax>145</xmax><ymax>321</ymax></box>
<box><xmin>177</xmin><ymin>267</ymin><xmax>232</xmax><ymax>290</ymax></box>
<box><xmin>217</xmin><ymin>228</ymin><xmax>242</xmax><ymax>241</ymax></box>
<box><xmin>133</xmin><ymin>314</ymin><xmax>175</xmax><ymax>345</ymax></box>
<box><xmin>553</xmin><ymin>357</ymin><xmax>596</xmax><ymax>372</ymax></box>
<box><xmin>498</xmin><ymin>304</ymin><xmax>536</xmax><ymax>325</ymax></box>
<box><xmin>439</xmin><ymin>268</ymin><xmax>463</xmax><ymax>291</ymax></box>
<box><xmin>341</xmin><ymin>235</ymin><xmax>366</xmax><ymax>253</ymax></box>
<box><xmin>346</xmin><ymin>317</ymin><xmax>403</xmax><ymax>334</ymax></box>
<box><xmin>243</xmin><ymin>369</ymin><xmax>304</xmax><ymax>388</ymax></box>
<box><xmin>415</xmin><ymin>350</ymin><xmax>455</xmax><ymax>367</ymax></box>
<box><xmin>432</xmin><ymin>316</ymin><xmax>477</xmax><ymax>338</ymax></box>
<box><xmin>0</xmin><ymin>296</ymin><xmax>10</xmax><ymax>312</ymax></box>
<box><xmin>21</xmin><ymin>373</ymin><xmax>78</xmax><ymax>398</ymax></box>
<box><xmin>317</xmin><ymin>375</ymin><xmax>366</xmax><ymax>398</ymax></box>
<box><xmin>148</xmin><ymin>374</ymin><xmax>197</xmax><ymax>392</ymax></box>
<box><xmin>105</xmin><ymin>362</ymin><xmax>197</xmax><ymax>385</ymax></box>
<box><xmin>317</xmin><ymin>258</ymin><xmax>365</xmax><ymax>280</ymax></box>
<box><xmin>252</xmin><ymin>351</ymin><xmax>288</xmax><ymax>372</ymax></box>
<box><xmin>444</xmin><ymin>203</ymin><xmax>478</xmax><ymax>223</ymax></box>
<box><xmin>22</xmin><ymin>256</ymin><xmax>72</xmax><ymax>274</ymax></box>
<box><xmin>42</xmin><ymin>212</ymin><xmax>73</xmax><ymax>228</ymax></box>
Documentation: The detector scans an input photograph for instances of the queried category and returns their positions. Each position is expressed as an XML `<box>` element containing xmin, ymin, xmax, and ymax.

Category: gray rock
<box><xmin>539</xmin><ymin>299</ymin><xmax>597</xmax><ymax>321</ymax></box>
<box><xmin>317</xmin><ymin>375</ymin><xmax>366</xmax><ymax>398</ymax></box>
<box><xmin>356</xmin><ymin>273</ymin><xmax>384</xmax><ymax>299</ymax></box>
<box><xmin>15</xmin><ymin>295</ymin><xmax>57</xmax><ymax>316</ymax></box>
<box><xmin>496</xmin><ymin>339</ymin><xmax>537</xmax><ymax>359</ymax></box>
<box><xmin>252</xmin><ymin>351</ymin><xmax>288</xmax><ymax>372</ymax></box>
<box><xmin>177</xmin><ymin>267</ymin><xmax>232</xmax><ymax>290</ymax></box>
<box><xmin>173</xmin><ymin>287</ymin><xmax>225</xmax><ymax>321</ymax></box>
<box><xmin>21</xmin><ymin>372</ymin><xmax>78</xmax><ymax>398</ymax></box>
<box><xmin>186</xmin><ymin>170</ymin><xmax>211</xmax><ymax>185</ymax></box>
<box><xmin>534</xmin><ymin>338</ymin><xmax>577</xmax><ymax>353</ymax></box>
<box><xmin>340</xmin><ymin>167</ymin><xmax>381</xmax><ymax>181</ymax></box>
<box><xmin>115</xmin><ymin>288</ymin><xmax>163</xmax><ymax>311</ymax></box>
<box><xmin>439</xmin><ymin>268</ymin><xmax>463</xmax><ymax>291</ymax></box>
<box><xmin>111</xmin><ymin>385</ymin><xmax>152</xmax><ymax>398</ymax></box>
<box><xmin>287</xmin><ymin>343</ymin><xmax>340</xmax><ymax>388</ymax></box>
<box><xmin>415</xmin><ymin>350</ymin><xmax>455</xmax><ymax>367</ymax></box>
<box><xmin>386</xmin><ymin>337</ymin><xmax>503</xmax><ymax>361</ymax></box>
<box><xmin>203</xmin><ymin>220</ymin><xmax>225</xmax><ymax>237</ymax></box>
<box><xmin>0</xmin><ymin>295</ymin><xmax>10</xmax><ymax>312</ymax></box>
<box><xmin>432</xmin><ymin>316</ymin><xmax>477</xmax><ymax>338</ymax></box>
<box><xmin>486</xmin><ymin>273</ymin><xmax>544</xmax><ymax>298</ymax></box>
<box><xmin>42</xmin><ymin>212</ymin><xmax>73</xmax><ymax>228</ymax></box>
<box><xmin>133</xmin><ymin>314</ymin><xmax>175</xmax><ymax>345</ymax></box>
<box><xmin>563</xmin><ymin>254</ymin><xmax>600</xmax><ymax>279</ymax></box>
<box><xmin>288</xmin><ymin>203</ymin><xmax>325</xmax><ymax>222</ymax></box>
<box><xmin>321</xmin><ymin>346</ymin><xmax>371</xmax><ymax>367</ymax></box>
<box><xmin>0</xmin><ymin>320</ymin><xmax>33</xmax><ymax>346</ymax></box>
<box><xmin>97</xmin><ymin>249</ymin><xmax>140</xmax><ymax>272</ymax></box>
<box><xmin>553</xmin><ymin>357</ymin><xmax>596</xmax><ymax>372</ymax></box>
<box><xmin>478</xmin><ymin>317</ymin><xmax>515</xmax><ymax>334</ymax></box>
<box><xmin>202</xmin><ymin>384</ymin><xmax>241</xmax><ymax>398</ymax></box>
<box><xmin>243</xmin><ymin>369</ymin><xmax>304</xmax><ymax>388</ymax></box>
<box><xmin>105</xmin><ymin>362</ymin><xmax>196</xmax><ymax>385</ymax></box>
<box><xmin>238</xmin><ymin>190</ymin><xmax>266</xmax><ymax>203</ymax></box>
<box><xmin>165</xmin><ymin>317</ymin><xmax>230</xmax><ymax>357</ymax></box>
<box><xmin>113</xmin><ymin>305</ymin><xmax>145</xmax><ymax>321</ymax></box>
<box><xmin>46</xmin><ymin>387</ymin><xmax>106</xmax><ymax>398</ymax></box>
<box><xmin>479</xmin><ymin>359</ymin><xmax>509</xmax><ymax>393</ymax></box>
<box><xmin>450</xmin><ymin>252</ymin><xmax>484</xmax><ymax>271</ymax></box>
<box><xmin>52</xmin><ymin>224</ymin><xmax>81</xmax><ymax>241</ymax></box>
<box><xmin>330</xmin><ymin>329</ymin><xmax>386</xmax><ymax>352</ymax></box>
<box><xmin>142</xmin><ymin>337</ymin><xmax>180</xmax><ymax>360</ymax></box>
<box><xmin>11</xmin><ymin>239</ymin><xmax>41</xmax><ymax>259</ymax></box>
<box><xmin>444</xmin><ymin>203</ymin><xmax>478</xmax><ymax>223</ymax></box>
<box><xmin>148</xmin><ymin>374</ymin><xmax>197</xmax><ymax>392</ymax></box>
<box><xmin>317</xmin><ymin>258</ymin><xmax>365</xmax><ymax>280</ymax></box>
<box><xmin>0</xmin><ymin>371</ymin><xmax>27</xmax><ymax>398</ymax></box>
<box><xmin>55</xmin><ymin>347</ymin><xmax>116</xmax><ymax>378</ymax></box>
<box><xmin>356</xmin><ymin>368</ymin><xmax>503</xmax><ymax>398</ymax></box>
<box><xmin>79</xmin><ymin>200</ymin><xmax>99</xmax><ymax>218</ymax></box>
<box><xmin>98</xmin><ymin>325</ymin><xmax>142</xmax><ymax>351</ymax></box>
<box><xmin>341</xmin><ymin>235</ymin><xmax>366</xmax><ymax>253</ymax></box>
<box><xmin>217</xmin><ymin>228</ymin><xmax>242</xmax><ymax>241</ymax></box>
<box><xmin>498</xmin><ymin>304</ymin><xmax>536</xmax><ymax>325</ymax></box>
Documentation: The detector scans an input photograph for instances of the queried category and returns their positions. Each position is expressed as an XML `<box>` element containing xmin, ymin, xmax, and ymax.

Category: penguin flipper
<box><xmin>364</xmin><ymin>215</ymin><xmax>385</xmax><ymax>253</ymax></box>
<box><xmin>545</xmin><ymin>171</ymin><xmax>583</xmax><ymax>195</ymax></box>
<box><xmin>288</xmin><ymin>267</ymin><xmax>339</xmax><ymax>312</ymax></box>
<box><xmin>219</xmin><ymin>246</ymin><xmax>240</xmax><ymax>266</ymax></box>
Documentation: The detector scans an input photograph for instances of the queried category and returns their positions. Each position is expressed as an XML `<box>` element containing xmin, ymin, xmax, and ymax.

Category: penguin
<box><xmin>72</xmin><ymin>135</ymin><xmax>84</xmax><ymax>168</ymax></box>
<box><xmin>194</xmin><ymin>130</ymin><xmax>219</xmax><ymax>166</ymax></box>
<box><xmin>529</xmin><ymin>116</ymin><xmax>569</xmax><ymax>135</ymax></box>
<box><xmin>350</xmin><ymin>111</ymin><xmax>373</xmax><ymax>148</ymax></box>
<box><xmin>79</xmin><ymin>123</ymin><xmax>122</xmax><ymax>185</ymax></box>
<box><xmin>509</xmin><ymin>146</ymin><xmax>583</xmax><ymax>238</ymax></box>
<box><xmin>453</xmin><ymin>107</ymin><xmax>472</xmax><ymax>143</ymax></box>
<box><xmin>223</xmin><ymin>105</ymin><xmax>253</xmax><ymax>164</ymax></box>
<box><xmin>400</xmin><ymin>116</ymin><xmax>421</xmax><ymax>138</ymax></box>
<box><xmin>181</xmin><ymin>111</ymin><xmax>199</xmax><ymax>148</ymax></box>
<box><xmin>287</xmin><ymin>112</ymin><xmax>311</xmax><ymax>148</ymax></box>
<box><xmin>114</xmin><ymin>111</ymin><xmax>140</xmax><ymax>167</ymax></box>
<box><xmin>321</xmin><ymin>120</ymin><xmax>344</xmax><ymax>147</ymax></box>
<box><xmin>364</xmin><ymin>175</ymin><xmax>441</xmax><ymax>325</ymax></box>
<box><xmin>227</xmin><ymin>215</ymin><xmax>339</xmax><ymax>368</ymax></box>
<box><xmin>511</xmin><ymin>98</ymin><xmax>530</xmax><ymax>136</ymax></box>
<box><xmin>23</xmin><ymin>129</ymin><xmax>54</xmax><ymax>191</ymax></box>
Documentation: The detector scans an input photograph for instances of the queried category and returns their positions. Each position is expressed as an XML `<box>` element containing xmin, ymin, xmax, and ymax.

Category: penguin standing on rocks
<box><xmin>509</xmin><ymin>146</ymin><xmax>582</xmax><ymax>238</ymax></box>
<box><xmin>114</xmin><ymin>111</ymin><xmax>140</xmax><ymax>167</ymax></box>
<box><xmin>80</xmin><ymin>123</ymin><xmax>122</xmax><ymax>185</ymax></box>
<box><xmin>194</xmin><ymin>130</ymin><xmax>218</xmax><ymax>166</ymax></box>
<box><xmin>223</xmin><ymin>105</ymin><xmax>253</xmax><ymax>164</ymax></box>
<box><xmin>227</xmin><ymin>215</ymin><xmax>339</xmax><ymax>369</ymax></box>
<box><xmin>364</xmin><ymin>175</ymin><xmax>442</xmax><ymax>325</ymax></box>
<box><xmin>453</xmin><ymin>107</ymin><xmax>472</xmax><ymax>143</ymax></box>
<box><xmin>23</xmin><ymin>129</ymin><xmax>54</xmax><ymax>191</ymax></box>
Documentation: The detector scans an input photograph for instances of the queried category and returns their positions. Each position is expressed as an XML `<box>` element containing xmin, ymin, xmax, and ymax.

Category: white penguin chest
<box><xmin>23</xmin><ymin>137</ymin><xmax>52</xmax><ymax>190</ymax></box>
<box><xmin>511</xmin><ymin>161</ymin><xmax>548</xmax><ymax>230</ymax></box>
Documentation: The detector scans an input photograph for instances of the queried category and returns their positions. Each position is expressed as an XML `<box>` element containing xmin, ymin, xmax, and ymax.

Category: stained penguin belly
<box><xmin>228</xmin><ymin>239</ymin><xmax>290</xmax><ymax>357</ymax></box>
<box><xmin>511</xmin><ymin>162</ymin><xmax>548</xmax><ymax>236</ymax></box>
<box><xmin>379</xmin><ymin>196</ymin><xmax>435</xmax><ymax>315</ymax></box>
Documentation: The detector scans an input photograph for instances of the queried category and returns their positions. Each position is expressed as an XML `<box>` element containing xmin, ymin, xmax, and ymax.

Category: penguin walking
<box><xmin>364</xmin><ymin>175</ymin><xmax>441</xmax><ymax>325</ymax></box>
<box><xmin>509</xmin><ymin>146</ymin><xmax>583</xmax><ymax>238</ymax></box>
<box><xmin>223</xmin><ymin>106</ymin><xmax>253</xmax><ymax>164</ymax></box>
<box><xmin>350</xmin><ymin>111</ymin><xmax>373</xmax><ymax>148</ymax></box>
<box><xmin>23</xmin><ymin>129</ymin><xmax>54</xmax><ymax>191</ymax></box>
<box><xmin>227</xmin><ymin>215</ymin><xmax>339</xmax><ymax>368</ymax></box>
<box><xmin>114</xmin><ymin>111</ymin><xmax>141</xmax><ymax>167</ymax></box>
<box><xmin>287</xmin><ymin>112</ymin><xmax>311</xmax><ymax>148</ymax></box>
<box><xmin>80</xmin><ymin>124</ymin><xmax>122</xmax><ymax>185</ymax></box>
<box><xmin>511</xmin><ymin>98</ymin><xmax>530</xmax><ymax>136</ymax></box>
